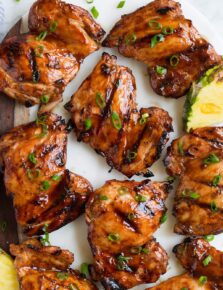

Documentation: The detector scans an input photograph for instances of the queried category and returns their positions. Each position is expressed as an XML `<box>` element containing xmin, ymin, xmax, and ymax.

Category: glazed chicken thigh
<box><xmin>10</xmin><ymin>239</ymin><xmax>97</xmax><ymax>290</ymax></box>
<box><xmin>103</xmin><ymin>0</ymin><xmax>221</xmax><ymax>98</ymax></box>
<box><xmin>0</xmin><ymin>113</ymin><xmax>92</xmax><ymax>236</ymax></box>
<box><xmin>0</xmin><ymin>0</ymin><xmax>105</xmax><ymax>112</ymax></box>
<box><xmin>86</xmin><ymin>179</ymin><xmax>170</xmax><ymax>289</ymax></box>
<box><xmin>66</xmin><ymin>52</ymin><xmax>172</xmax><ymax>178</ymax></box>
<box><xmin>165</xmin><ymin>127</ymin><xmax>223</xmax><ymax>236</ymax></box>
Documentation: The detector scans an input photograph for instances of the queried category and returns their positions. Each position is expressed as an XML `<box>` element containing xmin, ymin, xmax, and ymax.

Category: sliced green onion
<box><xmin>40</xmin><ymin>223</ymin><xmax>50</xmax><ymax>246</ymax></box>
<box><xmin>26</xmin><ymin>169</ymin><xmax>41</xmax><ymax>180</ymax></box>
<box><xmin>91</xmin><ymin>6</ymin><xmax>99</xmax><ymax>19</ymax></box>
<box><xmin>139</xmin><ymin>113</ymin><xmax>149</xmax><ymax>125</ymax></box>
<box><xmin>148</xmin><ymin>20</ymin><xmax>162</xmax><ymax>30</ymax></box>
<box><xmin>125</xmin><ymin>33</ymin><xmax>137</xmax><ymax>45</ymax></box>
<box><xmin>80</xmin><ymin>263</ymin><xmax>89</xmax><ymax>277</ymax></box>
<box><xmin>156</xmin><ymin>65</ymin><xmax>167</xmax><ymax>75</ymax></box>
<box><xmin>127</xmin><ymin>213</ymin><xmax>135</xmax><ymax>220</ymax></box>
<box><xmin>51</xmin><ymin>174</ymin><xmax>61</xmax><ymax>181</ymax></box>
<box><xmin>210</xmin><ymin>201</ymin><xmax>218</xmax><ymax>212</ymax></box>
<box><xmin>108</xmin><ymin>233</ymin><xmax>120</xmax><ymax>242</ymax></box>
<box><xmin>198</xmin><ymin>276</ymin><xmax>207</xmax><ymax>286</ymax></box>
<box><xmin>118</xmin><ymin>186</ymin><xmax>129</xmax><ymax>195</ymax></box>
<box><xmin>50</xmin><ymin>21</ymin><xmax>58</xmax><ymax>32</ymax></box>
<box><xmin>178</xmin><ymin>140</ymin><xmax>184</xmax><ymax>156</ymax></box>
<box><xmin>99</xmin><ymin>195</ymin><xmax>109</xmax><ymax>200</ymax></box>
<box><xmin>127</xmin><ymin>151</ymin><xmax>137</xmax><ymax>162</ymax></box>
<box><xmin>203</xmin><ymin>153</ymin><xmax>220</xmax><ymax>165</ymax></box>
<box><xmin>130</xmin><ymin>246</ymin><xmax>149</xmax><ymax>254</ymax></box>
<box><xmin>204</xmin><ymin>235</ymin><xmax>215</xmax><ymax>242</ymax></box>
<box><xmin>57</xmin><ymin>272</ymin><xmax>69</xmax><ymax>280</ymax></box>
<box><xmin>170</xmin><ymin>55</ymin><xmax>179</xmax><ymax>67</ymax></box>
<box><xmin>117</xmin><ymin>1</ymin><xmax>125</xmax><ymax>8</ymax></box>
<box><xmin>111</xmin><ymin>112</ymin><xmax>122</xmax><ymax>130</ymax></box>
<box><xmin>40</xmin><ymin>95</ymin><xmax>49</xmax><ymax>104</ymax></box>
<box><xmin>135</xmin><ymin>194</ymin><xmax>147</xmax><ymax>203</ymax></box>
<box><xmin>69</xmin><ymin>285</ymin><xmax>79</xmax><ymax>290</ymax></box>
<box><xmin>36</xmin><ymin>115</ymin><xmax>47</xmax><ymax>125</ymax></box>
<box><xmin>189</xmin><ymin>191</ymin><xmax>200</xmax><ymax>199</ymax></box>
<box><xmin>86</xmin><ymin>0</ymin><xmax>94</xmax><ymax>3</ymax></box>
<box><xmin>202</xmin><ymin>255</ymin><xmax>212</xmax><ymax>267</ymax></box>
<box><xmin>28</xmin><ymin>153</ymin><xmax>37</xmax><ymax>164</ymax></box>
<box><xmin>212</xmin><ymin>174</ymin><xmax>221</xmax><ymax>187</ymax></box>
<box><xmin>150</xmin><ymin>34</ymin><xmax>164</xmax><ymax>48</ymax></box>
<box><xmin>41</xmin><ymin>180</ymin><xmax>51</xmax><ymax>191</ymax></box>
<box><xmin>116</xmin><ymin>254</ymin><xmax>132</xmax><ymax>270</ymax></box>
<box><xmin>34</xmin><ymin>45</ymin><xmax>44</xmax><ymax>57</ymax></box>
<box><xmin>96</xmin><ymin>92</ymin><xmax>105</xmax><ymax>109</ymax></box>
<box><xmin>162</xmin><ymin>26</ymin><xmax>174</xmax><ymax>35</ymax></box>
<box><xmin>36</xmin><ymin>123</ymin><xmax>48</xmax><ymax>138</ymax></box>
<box><xmin>84</xmin><ymin>118</ymin><xmax>92</xmax><ymax>131</ymax></box>
<box><xmin>181</xmin><ymin>288</ymin><xmax>188</xmax><ymax>290</ymax></box>
<box><xmin>160</xmin><ymin>212</ymin><xmax>168</xmax><ymax>224</ymax></box>
<box><xmin>36</xmin><ymin>31</ymin><xmax>48</xmax><ymax>41</ymax></box>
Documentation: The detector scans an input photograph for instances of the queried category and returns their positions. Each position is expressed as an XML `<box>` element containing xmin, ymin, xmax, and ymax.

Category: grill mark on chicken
<box><xmin>66</xmin><ymin>52</ymin><xmax>172</xmax><ymax>177</ymax></box>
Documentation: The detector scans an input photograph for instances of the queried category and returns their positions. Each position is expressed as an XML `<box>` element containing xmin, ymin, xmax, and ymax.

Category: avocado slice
<box><xmin>183</xmin><ymin>65</ymin><xmax>223</xmax><ymax>132</ymax></box>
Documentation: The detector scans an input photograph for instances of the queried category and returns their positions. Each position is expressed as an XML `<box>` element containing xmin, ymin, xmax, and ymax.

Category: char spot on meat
<box><xmin>101</xmin><ymin>64</ymin><xmax>111</xmax><ymax>75</ymax></box>
<box><xmin>156</xmin><ymin>6</ymin><xmax>174</xmax><ymax>15</ymax></box>
<box><xmin>55</xmin><ymin>152</ymin><xmax>65</xmax><ymax>167</ymax></box>
<box><xmin>102</xmin><ymin>278</ymin><xmax>125</xmax><ymax>290</ymax></box>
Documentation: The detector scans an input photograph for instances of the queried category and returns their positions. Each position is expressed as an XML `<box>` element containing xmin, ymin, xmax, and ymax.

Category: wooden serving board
<box><xmin>0</xmin><ymin>20</ymin><xmax>29</xmax><ymax>252</ymax></box>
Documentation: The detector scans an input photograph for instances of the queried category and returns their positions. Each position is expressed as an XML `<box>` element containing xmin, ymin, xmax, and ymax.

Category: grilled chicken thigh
<box><xmin>0</xmin><ymin>0</ymin><xmax>105</xmax><ymax>112</ymax></box>
<box><xmin>10</xmin><ymin>239</ymin><xmax>97</xmax><ymax>290</ymax></box>
<box><xmin>66</xmin><ymin>52</ymin><xmax>172</xmax><ymax>178</ymax></box>
<box><xmin>103</xmin><ymin>0</ymin><xmax>221</xmax><ymax>98</ymax></box>
<box><xmin>86</xmin><ymin>179</ymin><xmax>169</xmax><ymax>289</ymax></box>
<box><xmin>165</xmin><ymin>127</ymin><xmax>223</xmax><ymax>236</ymax></box>
<box><xmin>0</xmin><ymin>113</ymin><xmax>92</xmax><ymax>236</ymax></box>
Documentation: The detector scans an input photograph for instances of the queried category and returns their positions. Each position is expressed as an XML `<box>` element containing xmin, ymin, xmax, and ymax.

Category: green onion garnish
<box><xmin>50</xmin><ymin>21</ymin><xmax>58</xmax><ymax>32</ymax></box>
<box><xmin>111</xmin><ymin>112</ymin><xmax>122</xmax><ymax>130</ymax></box>
<box><xmin>156</xmin><ymin>65</ymin><xmax>167</xmax><ymax>75</ymax></box>
<box><xmin>34</xmin><ymin>45</ymin><xmax>44</xmax><ymax>57</ymax></box>
<box><xmin>127</xmin><ymin>151</ymin><xmax>137</xmax><ymax>162</ymax></box>
<box><xmin>170</xmin><ymin>55</ymin><xmax>179</xmax><ymax>67</ymax></box>
<box><xmin>35</xmin><ymin>123</ymin><xmax>48</xmax><ymax>138</ymax></box>
<box><xmin>198</xmin><ymin>276</ymin><xmax>207</xmax><ymax>286</ymax></box>
<box><xmin>96</xmin><ymin>92</ymin><xmax>105</xmax><ymax>109</ymax></box>
<box><xmin>118</xmin><ymin>186</ymin><xmax>129</xmax><ymax>195</ymax></box>
<box><xmin>160</xmin><ymin>212</ymin><xmax>168</xmax><ymax>224</ymax></box>
<box><xmin>204</xmin><ymin>235</ymin><xmax>215</xmax><ymax>242</ymax></box>
<box><xmin>41</xmin><ymin>180</ymin><xmax>51</xmax><ymax>191</ymax></box>
<box><xmin>210</xmin><ymin>201</ymin><xmax>218</xmax><ymax>212</ymax></box>
<box><xmin>178</xmin><ymin>140</ymin><xmax>184</xmax><ymax>156</ymax></box>
<box><xmin>150</xmin><ymin>34</ymin><xmax>164</xmax><ymax>48</ymax></box>
<box><xmin>125</xmin><ymin>33</ymin><xmax>137</xmax><ymax>45</ymax></box>
<box><xmin>28</xmin><ymin>153</ymin><xmax>37</xmax><ymax>164</ymax></box>
<box><xmin>99</xmin><ymin>195</ymin><xmax>109</xmax><ymax>200</ymax></box>
<box><xmin>108</xmin><ymin>233</ymin><xmax>120</xmax><ymax>242</ymax></box>
<box><xmin>117</xmin><ymin>1</ymin><xmax>125</xmax><ymax>8</ymax></box>
<box><xmin>135</xmin><ymin>194</ymin><xmax>147</xmax><ymax>203</ymax></box>
<box><xmin>51</xmin><ymin>174</ymin><xmax>61</xmax><ymax>181</ymax></box>
<box><xmin>202</xmin><ymin>255</ymin><xmax>212</xmax><ymax>267</ymax></box>
<box><xmin>130</xmin><ymin>246</ymin><xmax>149</xmax><ymax>254</ymax></box>
<box><xmin>212</xmin><ymin>174</ymin><xmax>221</xmax><ymax>187</ymax></box>
<box><xmin>203</xmin><ymin>153</ymin><xmax>220</xmax><ymax>165</ymax></box>
<box><xmin>69</xmin><ymin>285</ymin><xmax>79</xmax><ymax>290</ymax></box>
<box><xmin>139</xmin><ymin>113</ymin><xmax>149</xmax><ymax>125</ymax></box>
<box><xmin>80</xmin><ymin>263</ymin><xmax>89</xmax><ymax>277</ymax></box>
<box><xmin>40</xmin><ymin>95</ymin><xmax>49</xmax><ymax>104</ymax></box>
<box><xmin>26</xmin><ymin>169</ymin><xmax>41</xmax><ymax>180</ymax></box>
<box><xmin>40</xmin><ymin>223</ymin><xmax>51</xmax><ymax>246</ymax></box>
<box><xmin>127</xmin><ymin>213</ymin><xmax>135</xmax><ymax>220</ymax></box>
<box><xmin>56</xmin><ymin>272</ymin><xmax>69</xmax><ymax>280</ymax></box>
<box><xmin>189</xmin><ymin>191</ymin><xmax>200</xmax><ymax>199</ymax></box>
<box><xmin>86</xmin><ymin>0</ymin><xmax>94</xmax><ymax>3</ymax></box>
<box><xmin>36</xmin><ymin>31</ymin><xmax>48</xmax><ymax>41</ymax></box>
<box><xmin>148</xmin><ymin>20</ymin><xmax>162</xmax><ymax>30</ymax></box>
<box><xmin>91</xmin><ymin>6</ymin><xmax>99</xmax><ymax>19</ymax></box>
<box><xmin>84</xmin><ymin>118</ymin><xmax>92</xmax><ymax>131</ymax></box>
<box><xmin>162</xmin><ymin>26</ymin><xmax>174</xmax><ymax>35</ymax></box>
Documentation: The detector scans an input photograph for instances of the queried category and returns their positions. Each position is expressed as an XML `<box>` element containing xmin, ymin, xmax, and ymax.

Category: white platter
<box><xmin>18</xmin><ymin>1</ymin><xmax>223</xmax><ymax>289</ymax></box>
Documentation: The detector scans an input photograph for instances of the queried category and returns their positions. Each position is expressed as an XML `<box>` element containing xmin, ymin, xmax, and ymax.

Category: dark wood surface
<box><xmin>0</xmin><ymin>20</ymin><xmax>22</xmax><ymax>252</ymax></box>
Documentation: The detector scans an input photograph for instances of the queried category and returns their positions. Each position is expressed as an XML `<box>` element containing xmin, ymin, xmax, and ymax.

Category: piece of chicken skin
<box><xmin>10</xmin><ymin>239</ymin><xmax>97</xmax><ymax>290</ymax></box>
<box><xmin>0</xmin><ymin>113</ymin><xmax>92</xmax><ymax>236</ymax></box>
<box><xmin>103</xmin><ymin>0</ymin><xmax>221</xmax><ymax>98</ymax></box>
<box><xmin>0</xmin><ymin>0</ymin><xmax>105</xmax><ymax>112</ymax></box>
<box><xmin>66</xmin><ymin>52</ymin><xmax>172</xmax><ymax>178</ymax></box>
<box><xmin>146</xmin><ymin>273</ymin><xmax>215</xmax><ymax>290</ymax></box>
<box><xmin>164</xmin><ymin>127</ymin><xmax>223</xmax><ymax>236</ymax></box>
<box><xmin>86</xmin><ymin>179</ymin><xmax>169</xmax><ymax>289</ymax></box>
<box><xmin>173</xmin><ymin>238</ymin><xmax>223</xmax><ymax>288</ymax></box>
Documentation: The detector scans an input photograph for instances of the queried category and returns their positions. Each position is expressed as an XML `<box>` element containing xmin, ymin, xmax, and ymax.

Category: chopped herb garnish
<box><xmin>91</xmin><ymin>6</ymin><xmax>99</xmax><ymax>19</ymax></box>
<box><xmin>36</xmin><ymin>115</ymin><xmax>47</xmax><ymax>125</ymax></box>
<box><xmin>40</xmin><ymin>223</ymin><xmax>50</xmax><ymax>246</ymax></box>
<box><xmin>150</xmin><ymin>34</ymin><xmax>164</xmax><ymax>48</ymax></box>
<box><xmin>50</xmin><ymin>21</ymin><xmax>58</xmax><ymax>32</ymax></box>
<box><xmin>135</xmin><ymin>194</ymin><xmax>147</xmax><ymax>203</ymax></box>
<box><xmin>203</xmin><ymin>153</ymin><xmax>220</xmax><ymax>165</ymax></box>
<box><xmin>139</xmin><ymin>113</ymin><xmax>149</xmax><ymax>125</ymax></box>
<box><xmin>181</xmin><ymin>288</ymin><xmax>188</xmax><ymax>290</ymax></box>
<box><xmin>127</xmin><ymin>151</ymin><xmax>137</xmax><ymax>162</ymax></box>
<box><xmin>108</xmin><ymin>233</ymin><xmax>120</xmax><ymax>242</ymax></box>
<box><xmin>125</xmin><ymin>33</ymin><xmax>137</xmax><ymax>45</ymax></box>
<box><xmin>199</xmin><ymin>276</ymin><xmax>208</xmax><ymax>286</ymax></box>
<box><xmin>162</xmin><ymin>26</ymin><xmax>174</xmax><ymax>35</ymax></box>
<box><xmin>204</xmin><ymin>235</ymin><xmax>215</xmax><ymax>242</ymax></box>
<box><xmin>51</xmin><ymin>174</ymin><xmax>61</xmax><ymax>181</ymax></box>
<box><xmin>111</xmin><ymin>112</ymin><xmax>122</xmax><ymax>130</ymax></box>
<box><xmin>27</xmin><ymin>169</ymin><xmax>41</xmax><ymax>180</ymax></box>
<box><xmin>210</xmin><ymin>201</ymin><xmax>218</xmax><ymax>212</ymax></box>
<box><xmin>160</xmin><ymin>212</ymin><xmax>168</xmax><ymax>224</ymax></box>
<box><xmin>148</xmin><ymin>20</ymin><xmax>162</xmax><ymax>30</ymax></box>
<box><xmin>127</xmin><ymin>213</ymin><xmax>135</xmax><ymax>220</ymax></box>
<box><xmin>80</xmin><ymin>263</ymin><xmax>89</xmax><ymax>277</ymax></box>
<box><xmin>156</xmin><ymin>65</ymin><xmax>167</xmax><ymax>75</ymax></box>
<box><xmin>0</xmin><ymin>221</ymin><xmax>7</xmax><ymax>233</ymax></box>
<box><xmin>212</xmin><ymin>174</ymin><xmax>221</xmax><ymax>187</ymax></box>
<box><xmin>167</xmin><ymin>176</ymin><xmax>175</xmax><ymax>182</ymax></box>
<box><xmin>178</xmin><ymin>140</ymin><xmax>184</xmax><ymax>156</ymax></box>
<box><xmin>118</xmin><ymin>186</ymin><xmax>129</xmax><ymax>195</ymax></box>
<box><xmin>28</xmin><ymin>153</ymin><xmax>37</xmax><ymax>164</ymax></box>
<box><xmin>40</xmin><ymin>95</ymin><xmax>49</xmax><ymax>104</ymax></box>
<box><xmin>130</xmin><ymin>246</ymin><xmax>149</xmax><ymax>254</ymax></box>
<box><xmin>202</xmin><ymin>255</ymin><xmax>212</xmax><ymax>267</ymax></box>
<box><xmin>116</xmin><ymin>254</ymin><xmax>132</xmax><ymax>270</ymax></box>
<box><xmin>170</xmin><ymin>55</ymin><xmax>179</xmax><ymax>67</ymax></box>
<box><xmin>36</xmin><ymin>31</ymin><xmax>48</xmax><ymax>41</ymax></box>
<box><xmin>117</xmin><ymin>1</ymin><xmax>125</xmax><ymax>8</ymax></box>
<box><xmin>96</xmin><ymin>92</ymin><xmax>105</xmax><ymax>109</ymax></box>
<box><xmin>36</xmin><ymin>123</ymin><xmax>48</xmax><ymax>138</ymax></box>
<box><xmin>69</xmin><ymin>285</ymin><xmax>80</xmax><ymax>290</ymax></box>
<box><xmin>84</xmin><ymin>118</ymin><xmax>92</xmax><ymax>131</ymax></box>
<box><xmin>86</xmin><ymin>0</ymin><xmax>94</xmax><ymax>3</ymax></box>
<box><xmin>56</xmin><ymin>272</ymin><xmax>69</xmax><ymax>280</ymax></box>
<box><xmin>41</xmin><ymin>180</ymin><xmax>51</xmax><ymax>191</ymax></box>
<box><xmin>99</xmin><ymin>195</ymin><xmax>109</xmax><ymax>200</ymax></box>
<box><xmin>34</xmin><ymin>45</ymin><xmax>44</xmax><ymax>57</ymax></box>
<box><xmin>189</xmin><ymin>191</ymin><xmax>200</xmax><ymax>199</ymax></box>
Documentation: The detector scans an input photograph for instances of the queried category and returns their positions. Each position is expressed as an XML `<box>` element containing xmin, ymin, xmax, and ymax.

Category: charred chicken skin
<box><xmin>10</xmin><ymin>239</ymin><xmax>97</xmax><ymax>290</ymax></box>
<box><xmin>66</xmin><ymin>52</ymin><xmax>173</xmax><ymax>178</ymax></box>
<box><xmin>85</xmin><ymin>179</ymin><xmax>170</xmax><ymax>289</ymax></box>
<box><xmin>0</xmin><ymin>0</ymin><xmax>105</xmax><ymax>112</ymax></box>
<box><xmin>103</xmin><ymin>0</ymin><xmax>221</xmax><ymax>98</ymax></box>
<box><xmin>0</xmin><ymin>113</ymin><xmax>92</xmax><ymax>236</ymax></box>
<box><xmin>165</xmin><ymin>127</ymin><xmax>223</xmax><ymax>236</ymax></box>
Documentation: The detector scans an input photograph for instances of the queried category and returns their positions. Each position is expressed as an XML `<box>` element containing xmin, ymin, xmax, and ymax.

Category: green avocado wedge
<box><xmin>183</xmin><ymin>65</ymin><xmax>223</xmax><ymax>132</ymax></box>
